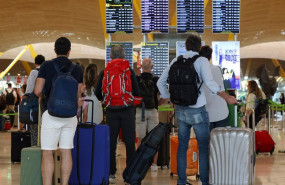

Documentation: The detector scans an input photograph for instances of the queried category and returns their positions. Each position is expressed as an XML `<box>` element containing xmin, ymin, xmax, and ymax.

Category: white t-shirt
<box><xmin>86</xmin><ymin>87</ymin><xmax>103</xmax><ymax>124</ymax></box>
<box><xmin>246</xmin><ymin>91</ymin><xmax>266</xmax><ymax>110</ymax></box>
<box><xmin>203</xmin><ymin>64</ymin><xmax>229</xmax><ymax>122</ymax></box>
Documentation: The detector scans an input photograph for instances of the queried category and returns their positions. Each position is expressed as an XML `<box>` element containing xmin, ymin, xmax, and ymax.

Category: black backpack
<box><xmin>138</xmin><ymin>75</ymin><xmax>156</xmax><ymax>109</ymax></box>
<box><xmin>19</xmin><ymin>93</ymin><xmax>39</xmax><ymax>124</ymax></box>
<box><xmin>169</xmin><ymin>55</ymin><xmax>203</xmax><ymax>106</ymax></box>
<box><xmin>5</xmin><ymin>90</ymin><xmax>15</xmax><ymax>105</ymax></box>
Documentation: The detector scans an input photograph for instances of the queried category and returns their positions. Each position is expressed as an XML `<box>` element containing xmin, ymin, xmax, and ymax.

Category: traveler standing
<box><xmin>3</xmin><ymin>83</ymin><xmax>17</xmax><ymax>111</ymax></box>
<box><xmin>157</xmin><ymin>34</ymin><xmax>237</xmax><ymax>185</ymax></box>
<box><xmin>84</xmin><ymin>63</ymin><xmax>103</xmax><ymax>124</ymax></box>
<box><xmin>135</xmin><ymin>58</ymin><xmax>166</xmax><ymax>172</ymax></box>
<box><xmin>199</xmin><ymin>46</ymin><xmax>229</xmax><ymax>131</ymax></box>
<box><xmin>95</xmin><ymin>45</ymin><xmax>140</xmax><ymax>184</ymax></box>
<box><xmin>245</xmin><ymin>80</ymin><xmax>266</xmax><ymax>129</ymax></box>
<box><xmin>34</xmin><ymin>37</ymin><xmax>83</xmax><ymax>185</ymax></box>
<box><xmin>25</xmin><ymin>54</ymin><xmax>45</xmax><ymax>145</ymax></box>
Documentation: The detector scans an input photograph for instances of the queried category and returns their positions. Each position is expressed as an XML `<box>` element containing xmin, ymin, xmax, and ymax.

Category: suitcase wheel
<box><xmin>170</xmin><ymin>172</ymin><xmax>174</xmax><ymax>178</ymax></box>
<box><xmin>196</xmin><ymin>174</ymin><xmax>200</xmax><ymax>180</ymax></box>
<box><xmin>270</xmin><ymin>148</ymin><xmax>275</xmax><ymax>155</ymax></box>
<box><xmin>256</xmin><ymin>148</ymin><xmax>260</xmax><ymax>155</ymax></box>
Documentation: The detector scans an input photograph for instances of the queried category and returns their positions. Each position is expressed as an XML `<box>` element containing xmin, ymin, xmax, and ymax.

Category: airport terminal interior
<box><xmin>1</xmin><ymin>0</ymin><xmax>285</xmax><ymax>184</ymax></box>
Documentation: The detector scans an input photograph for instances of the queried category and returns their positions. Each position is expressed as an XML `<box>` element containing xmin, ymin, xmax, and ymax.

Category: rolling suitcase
<box><xmin>170</xmin><ymin>136</ymin><xmax>199</xmax><ymax>179</ymax></box>
<box><xmin>157</xmin><ymin>129</ymin><xmax>170</xmax><ymax>169</ymax></box>
<box><xmin>20</xmin><ymin>146</ymin><xmax>43</xmax><ymax>185</ymax></box>
<box><xmin>69</xmin><ymin>99</ymin><xmax>110</xmax><ymax>185</ymax></box>
<box><xmin>255</xmin><ymin>130</ymin><xmax>275</xmax><ymax>155</ymax></box>
<box><xmin>11</xmin><ymin>107</ymin><xmax>31</xmax><ymax>163</ymax></box>
<box><xmin>209</xmin><ymin>106</ymin><xmax>255</xmax><ymax>185</ymax></box>
<box><xmin>20</xmin><ymin>101</ymin><xmax>43</xmax><ymax>185</ymax></box>
<box><xmin>123</xmin><ymin>122</ymin><xmax>172</xmax><ymax>185</ymax></box>
<box><xmin>11</xmin><ymin>130</ymin><xmax>31</xmax><ymax>163</ymax></box>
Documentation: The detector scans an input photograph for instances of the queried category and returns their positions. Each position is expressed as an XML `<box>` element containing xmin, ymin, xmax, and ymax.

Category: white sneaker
<box><xmin>109</xmin><ymin>174</ymin><xmax>116</xmax><ymax>184</ymax></box>
<box><xmin>151</xmin><ymin>164</ymin><xmax>158</xmax><ymax>172</ymax></box>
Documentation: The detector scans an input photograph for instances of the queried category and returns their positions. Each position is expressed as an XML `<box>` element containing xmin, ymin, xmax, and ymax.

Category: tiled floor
<box><xmin>1</xmin><ymin>118</ymin><xmax>285</xmax><ymax>185</ymax></box>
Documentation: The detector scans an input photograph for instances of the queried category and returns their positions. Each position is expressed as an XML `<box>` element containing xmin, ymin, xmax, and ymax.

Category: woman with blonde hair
<box><xmin>246</xmin><ymin>80</ymin><xmax>266</xmax><ymax>128</ymax></box>
<box><xmin>84</xmin><ymin>63</ymin><xmax>103</xmax><ymax>124</ymax></box>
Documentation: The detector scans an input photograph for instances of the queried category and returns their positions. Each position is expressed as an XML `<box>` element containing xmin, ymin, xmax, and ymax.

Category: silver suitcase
<box><xmin>209</xmin><ymin>107</ymin><xmax>255</xmax><ymax>185</ymax></box>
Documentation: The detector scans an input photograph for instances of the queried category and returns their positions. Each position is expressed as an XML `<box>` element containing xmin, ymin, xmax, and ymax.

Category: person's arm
<box><xmin>34</xmin><ymin>78</ymin><xmax>45</xmax><ymax>98</ymax></box>
<box><xmin>130</xmin><ymin>69</ymin><xmax>140</xmax><ymax>96</ymax></box>
<box><xmin>95</xmin><ymin>70</ymin><xmax>104</xmax><ymax>101</ymax></box>
<box><xmin>25</xmin><ymin>70</ymin><xmax>38</xmax><ymax>94</ymax></box>
<box><xmin>13</xmin><ymin>90</ymin><xmax>17</xmax><ymax>104</ymax></box>
<box><xmin>157</xmin><ymin>58</ymin><xmax>177</xmax><ymax>103</ymax></box>
<box><xmin>199</xmin><ymin>59</ymin><xmax>237</xmax><ymax>104</ymax></box>
<box><xmin>82</xmin><ymin>105</ymin><xmax>88</xmax><ymax>123</ymax></box>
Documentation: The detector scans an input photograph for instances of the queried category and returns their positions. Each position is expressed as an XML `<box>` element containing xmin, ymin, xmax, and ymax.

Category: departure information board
<box><xmin>141</xmin><ymin>42</ymin><xmax>169</xmax><ymax>77</ymax></box>
<box><xmin>212</xmin><ymin>0</ymin><xmax>240</xmax><ymax>33</ymax></box>
<box><xmin>106</xmin><ymin>0</ymin><xmax>133</xmax><ymax>33</ymax></box>
<box><xmin>105</xmin><ymin>42</ymin><xmax>133</xmax><ymax>67</ymax></box>
<box><xmin>141</xmin><ymin>0</ymin><xmax>169</xmax><ymax>33</ymax></box>
<box><xmin>177</xmin><ymin>0</ymin><xmax>204</xmax><ymax>33</ymax></box>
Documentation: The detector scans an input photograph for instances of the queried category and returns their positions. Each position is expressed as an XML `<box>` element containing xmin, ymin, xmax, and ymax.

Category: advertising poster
<box><xmin>212</xmin><ymin>41</ymin><xmax>240</xmax><ymax>89</ymax></box>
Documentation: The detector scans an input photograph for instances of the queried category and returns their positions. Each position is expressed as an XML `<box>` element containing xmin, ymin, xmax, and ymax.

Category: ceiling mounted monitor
<box><xmin>141</xmin><ymin>0</ymin><xmax>169</xmax><ymax>33</ymax></box>
<box><xmin>141</xmin><ymin>42</ymin><xmax>169</xmax><ymax>77</ymax></box>
<box><xmin>105</xmin><ymin>42</ymin><xmax>133</xmax><ymax>67</ymax></box>
<box><xmin>177</xmin><ymin>0</ymin><xmax>204</xmax><ymax>33</ymax></box>
<box><xmin>212</xmin><ymin>0</ymin><xmax>240</xmax><ymax>34</ymax></box>
<box><xmin>106</xmin><ymin>0</ymin><xmax>133</xmax><ymax>34</ymax></box>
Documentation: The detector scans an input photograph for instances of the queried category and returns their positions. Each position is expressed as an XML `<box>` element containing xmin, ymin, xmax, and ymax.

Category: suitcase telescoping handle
<box><xmin>246</xmin><ymin>108</ymin><xmax>256</xmax><ymax>185</ymax></box>
<box><xmin>79</xmin><ymin>99</ymin><xmax>94</xmax><ymax>125</ymax></box>
<box><xmin>77</xmin><ymin>98</ymin><xmax>95</xmax><ymax>185</ymax></box>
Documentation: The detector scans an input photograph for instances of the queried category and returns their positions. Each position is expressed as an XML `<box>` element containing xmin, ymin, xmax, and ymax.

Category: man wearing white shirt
<box><xmin>157</xmin><ymin>34</ymin><xmax>237</xmax><ymax>185</ymax></box>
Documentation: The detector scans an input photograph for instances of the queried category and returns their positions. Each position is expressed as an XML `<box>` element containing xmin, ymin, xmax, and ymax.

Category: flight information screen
<box><xmin>141</xmin><ymin>42</ymin><xmax>169</xmax><ymax>77</ymax></box>
<box><xmin>105</xmin><ymin>42</ymin><xmax>133</xmax><ymax>67</ymax></box>
<box><xmin>177</xmin><ymin>0</ymin><xmax>204</xmax><ymax>33</ymax></box>
<box><xmin>141</xmin><ymin>0</ymin><xmax>169</xmax><ymax>33</ymax></box>
<box><xmin>106</xmin><ymin>0</ymin><xmax>133</xmax><ymax>33</ymax></box>
<box><xmin>212</xmin><ymin>0</ymin><xmax>240</xmax><ymax>33</ymax></box>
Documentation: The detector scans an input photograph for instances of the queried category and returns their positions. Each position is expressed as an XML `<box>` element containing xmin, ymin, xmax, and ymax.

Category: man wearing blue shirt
<box><xmin>157</xmin><ymin>34</ymin><xmax>237</xmax><ymax>185</ymax></box>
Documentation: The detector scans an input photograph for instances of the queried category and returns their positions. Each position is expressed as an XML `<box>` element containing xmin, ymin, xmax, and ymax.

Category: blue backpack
<box><xmin>48</xmin><ymin>62</ymin><xmax>78</xmax><ymax>118</ymax></box>
<box><xmin>19</xmin><ymin>93</ymin><xmax>39</xmax><ymax>124</ymax></box>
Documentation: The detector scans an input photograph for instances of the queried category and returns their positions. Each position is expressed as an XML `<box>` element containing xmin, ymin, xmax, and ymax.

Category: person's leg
<box><xmin>121</xmin><ymin>106</ymin><xmax>136</xmax><ymax>167</ymax></box>
<box><xmin>192</xmin><ymin>108</ymin><xmax>210</xmax><ymax>185</ymax></box>
<box><xmin>106</xmin><ymin>109</ymin><xmax>121</xmax><ymax>175</ymax></box>
<box><xmin>135</xmin><ymin>108</ymin><xmax>147</xmax><ymax>148</ymax></box>
<box><xmin>58</xmin><ymin>116</ymin><xmax>77</xmax><ymax>185</ymax></box>
<box><xmin>41</xmin><ymin>150</ymin><xmax>54</xmax><ymax>185</ymax></box>
<box><xmin>60</xmin><ymin>149</ymin><xmax>73</xmax><ymax>185</ymax></box>
<box><xmin>209</xmin><ymin>122</ymin><xmax>215</xmax><ymax>132</ymax></box>
<box><xmin>175</xmin><ymin>106</ymin><xmax>191</xmax><ymax>185</ymax></box>
<box><xmin>40</xmin><ymin>111</ymin><xmax>61</xmax><ymax>185</ymax></box>
<box><xmin>147</xmin><ymin>109</ymin><xmax>159</xmax><ymax>166</ymax></box>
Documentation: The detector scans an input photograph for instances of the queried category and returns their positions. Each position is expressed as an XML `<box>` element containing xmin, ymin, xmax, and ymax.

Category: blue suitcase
<box><xmin>69</xmin><ymin>99</ymin><xmax>110</xmax><ymax>185</ymax></box>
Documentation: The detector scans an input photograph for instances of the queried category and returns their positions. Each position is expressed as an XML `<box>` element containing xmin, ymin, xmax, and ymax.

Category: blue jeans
<box><xmin>175</xmin><ymin>105</ymin><xmax>210</xmax><ymax>185</ymax></box>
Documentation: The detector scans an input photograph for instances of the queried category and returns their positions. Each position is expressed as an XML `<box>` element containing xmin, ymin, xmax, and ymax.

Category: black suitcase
<box><xmin>157</xmin><ymin>128</ymin><xmax>170</xmax><ymax>169</ymax></box>
<box><xmin>123</xmin><ymin>122</ymin><xmax>172</xmax><ymax>185</ymax></box>
<box><xmin>11</xmin><ymin>131</ymin><xmax>31</xmax><ymax>163</ymax></box>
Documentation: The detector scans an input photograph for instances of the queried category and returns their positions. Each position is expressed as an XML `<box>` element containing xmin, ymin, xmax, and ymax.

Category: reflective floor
<box><xmin>1</xmin><ymin>118</ymin><xmax>285</xmax><ymax>185</ymax></box>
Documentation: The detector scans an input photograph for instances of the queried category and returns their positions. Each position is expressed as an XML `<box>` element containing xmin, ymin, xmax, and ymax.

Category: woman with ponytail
<box><xmin>84</xmin><ymin>64</ymin><xmax>103</xmax><ymax>124</ymax></box>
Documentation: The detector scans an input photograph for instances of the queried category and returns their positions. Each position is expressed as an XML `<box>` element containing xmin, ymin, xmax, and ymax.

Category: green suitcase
<box><xmin>20</xmin><ymin>146</ymin><xmax>43</xmax><ymax>185</ymax></box>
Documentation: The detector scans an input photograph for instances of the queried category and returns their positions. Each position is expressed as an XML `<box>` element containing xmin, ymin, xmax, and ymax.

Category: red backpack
<box><xmin>102</xmin><ymin>59</ymin><xmax>141</xmax><ymax>109</ymax></box>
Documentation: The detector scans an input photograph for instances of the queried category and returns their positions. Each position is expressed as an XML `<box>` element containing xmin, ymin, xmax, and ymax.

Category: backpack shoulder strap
<box><xmin>52</xmin><ymin>61</ymin><xmax>61</xmax><ymax>74</ymax></box>
<box><xmin>187</xmin><ymin>55</ymin><xmax>200</xmax><ymax>63</ymax></box>
<box><xmin>68</xmin><ymin>63</ymin><xmax>76</xmax><ymax>74</ymax></box>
